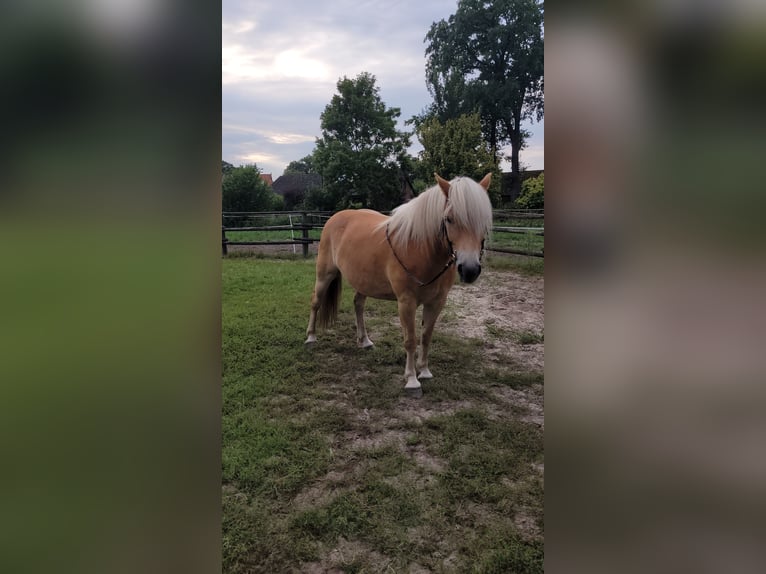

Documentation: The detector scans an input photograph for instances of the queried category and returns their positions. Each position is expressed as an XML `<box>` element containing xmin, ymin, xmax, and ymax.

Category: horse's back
<box><xmin>321</xmin><ymin>209</ymin><xmax>387</xmax><ymax>246</ymax></box>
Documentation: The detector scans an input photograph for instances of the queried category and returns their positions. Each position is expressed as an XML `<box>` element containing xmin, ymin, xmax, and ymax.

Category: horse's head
<box><xmin>435</xmin><ymin>173</ymin><xmax>493</xmax><ymax>284</ymax></box>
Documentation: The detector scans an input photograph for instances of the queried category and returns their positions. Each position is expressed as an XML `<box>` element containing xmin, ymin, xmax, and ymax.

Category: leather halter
<box><xmin>386</xmin><ymin>218</ymin><xmax>457</xmax><ymax>287</ymax></box>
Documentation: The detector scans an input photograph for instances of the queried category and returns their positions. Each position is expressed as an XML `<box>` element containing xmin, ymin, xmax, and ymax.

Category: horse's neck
<box><xmin>423</xmin><ymin>229</ymin><xmax>451</xmax><ymax>261</ymax></box>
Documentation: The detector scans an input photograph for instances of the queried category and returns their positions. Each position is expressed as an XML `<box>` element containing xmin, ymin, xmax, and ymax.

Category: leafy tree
<box><xmin>222</xmin><ymin>165</ymin><xmax>283</xmax><ymax>212</ymax></box>
<box><xmin>424</xmin><ymin>0</ymin><xmax>544</xmax><ymax>198</ymax></box>
<box><xmin>313</xmin><ymin>72</ymin><xmax>411</xmax><ymax>211</ymax></box>
<box><xmin>222</xmin><ymin>160</ymin><xmax>235</xmax><ymax>176</ymax></box>
<box><xmin>300</xmin><ymin>186</ymin><xmax>336</xmax><ymax>212</ymax></box>
<box><xmin>415</xmin><ymin>113</ymin><xmax>501</xmax><ymax>205</ymax></box>
<box><xmin>283</xmin><ymin>154</ymin><xmax>317</xmax><ymax>175</ymax></box>
<box><xmin>515</xmin><ymin>172</ymin><xmax>544</xmax><ymax>209</ymax></box>
<box><xmin>398</xmin><ymin>154</ymin><xmax>430</xmax><ymax>196</ymax></box>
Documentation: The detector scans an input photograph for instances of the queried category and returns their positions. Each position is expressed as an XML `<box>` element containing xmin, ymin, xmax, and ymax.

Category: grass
<box><xmin>488</xmin><ymin>229</ymin><xmax>544</xmax><ymax>254</ymax></box>
<box><xmin>486</xmin><ymin>324</ymin><xmax>544</xmax><ymax>345</ymax></box>
<box><xmin>483</xmin><ymin>252</ymin><xmax>544</xmax><ymax>276</ymax></box>
<box><xmin>222</xmin><ymin>256</ymin><xmax>543</xmax><ymax>573</ymax></box>
<box><xmin>225</xmin><ymin>228</ymin><xmax>323</xmax><ymax>243</ymax></box>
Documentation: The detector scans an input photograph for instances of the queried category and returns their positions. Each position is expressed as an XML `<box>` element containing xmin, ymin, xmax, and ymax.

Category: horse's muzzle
<box><xmin>458</xmin><ymin>263</ymin><xmax>481</xmax><ymax>283</ymax></box>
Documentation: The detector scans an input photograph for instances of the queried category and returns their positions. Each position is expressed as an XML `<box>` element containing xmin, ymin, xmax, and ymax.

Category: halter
<box><xmin>385</xmin><ymin>217</ymin><xmax>457</xmax><ymax>287</ymax></box>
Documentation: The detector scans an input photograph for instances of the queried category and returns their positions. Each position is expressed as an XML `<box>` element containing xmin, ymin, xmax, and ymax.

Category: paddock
<box><xmin>222</xmin><ymin>252</ymin><xmax>544</xmax><ymax>573</ymax></box>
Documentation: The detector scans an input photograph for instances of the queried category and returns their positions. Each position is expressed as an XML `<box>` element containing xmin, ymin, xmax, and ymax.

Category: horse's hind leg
<box><xmin>305</xmin><ymin>263</ymin><xmax>338</xmax><ymax>345</ymax></box>
<box><xmin>354</xmin><ymin>292</ymin><xmax>374</xmax><ymax>348</ymax></box>
<box><xmin>305</xmin><ymin>286</ymin><xmax>322</xmax><ymax>344</ymax></box>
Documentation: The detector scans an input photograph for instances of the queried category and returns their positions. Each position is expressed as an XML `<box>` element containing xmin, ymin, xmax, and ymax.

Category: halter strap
<box><xmin>386</xmin><ymin>220</ymin><xmax>457</xmax><ymax>287</ymax></box>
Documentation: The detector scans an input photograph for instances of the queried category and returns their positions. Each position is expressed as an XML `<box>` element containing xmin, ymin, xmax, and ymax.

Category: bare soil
<box><xmin>444</xmin><ymin>269</ymin><xmax>544</xmax><ymax>372</ymax></box>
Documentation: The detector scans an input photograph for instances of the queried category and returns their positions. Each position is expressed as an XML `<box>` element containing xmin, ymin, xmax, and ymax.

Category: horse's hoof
<box><xmin>358</xmin><ymin>338</ymin><xmax>374</xmax><ymax>349</ymax></box>
<box><xmin>405</xmin><ymin>386</ymin><xmax>423</xmax><ymax>398</ymax></box>
<box><xmin>404</xmin><ymin>379</ymin><xmax>422</xmax><ymax>398</ymax></box>
<box><xmin>418</xmin><ymin>368</ymin><xmax>433</xmax><ymax>380</ymax></box>
<box><xmin>305</xmin><ymin>335</ymin><xmax>317</xmax><ymax>346</ymax></box>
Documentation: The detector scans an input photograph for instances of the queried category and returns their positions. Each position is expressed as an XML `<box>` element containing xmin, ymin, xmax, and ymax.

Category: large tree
<box><xmin>313</xmin><ymin>72</ymin><xmax>411</xmax><ymax>211</ymax></box>
<box><xmin>424</xmin><ymin>0</ymin><xmax>543</xmax><ymax>197</ymax></box>
<box><xmin>283</xmin><ymin>154</ymin><xmax>317</xmax><ymax>175</ymax></box>
<box><xmin>415</xmin><ymin>112</ymin><xmax>501</xmax><ymax>205</ymax></box>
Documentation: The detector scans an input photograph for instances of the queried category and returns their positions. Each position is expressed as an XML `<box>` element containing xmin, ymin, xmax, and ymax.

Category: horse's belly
<box><xmin>337</xmin><ymin>254</ymin><xmax>397</xmax><ymax>300</ymax></box>
<box><xmin>328</xmin><ymin>213</ymin><xmax>396</xmax><ymax>300</ymax></box>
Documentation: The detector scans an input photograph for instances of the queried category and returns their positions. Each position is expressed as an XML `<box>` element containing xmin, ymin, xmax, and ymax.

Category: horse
<box><xmin>305</xmin><ymin>173</ymin><xmax>493</xmax><ymax>397</ymax></box>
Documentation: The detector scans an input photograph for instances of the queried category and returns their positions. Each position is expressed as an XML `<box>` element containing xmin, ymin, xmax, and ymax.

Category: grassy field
<box><xmin>487</xmin><ymin>231</ymin><xmax>543</xmax><ymax>254</ymax></box>
<box><xmin>222</xmin><ymin>255</ymin><xmax>544</xmax><ymax>573</ymax></box>
<box><xmin>225</xmin><ymin>229</ymin><xmax>324</xmax><ymax>243</ymax></box>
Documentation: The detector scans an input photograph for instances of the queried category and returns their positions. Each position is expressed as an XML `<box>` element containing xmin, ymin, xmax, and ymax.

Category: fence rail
<box><xmin>222</xmin><ymin>210</ymin><xmax>543</xmax><ymax>258</ymax></box>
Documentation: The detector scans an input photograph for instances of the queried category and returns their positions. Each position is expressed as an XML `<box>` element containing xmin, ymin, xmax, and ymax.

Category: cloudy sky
<box><xmin>223</xmin><ymin>0</ymin><xmax>544</xmax><ymax>178</ymax></box>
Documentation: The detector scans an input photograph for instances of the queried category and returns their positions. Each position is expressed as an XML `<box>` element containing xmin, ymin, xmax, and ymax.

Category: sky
<box><xmin>222</xmin><ymin>0</ymin><xmax>544</xmax><ymax>179</ymax></box>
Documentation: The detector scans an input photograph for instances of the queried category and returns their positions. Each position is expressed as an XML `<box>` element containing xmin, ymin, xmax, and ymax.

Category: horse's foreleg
<box><xmin>417</xmin><ymin>297</ymin><xmax>446</xmax><ymax>380</ymax></box>
<box><xmin>354</xmin><ymin>292</ymin><xmax>374</xmax><ymax>348</ymax></box>
<box><xmin>397</xmin><ymin>296</ymin><xmax>421</xmax><ymax>396</ymax></box>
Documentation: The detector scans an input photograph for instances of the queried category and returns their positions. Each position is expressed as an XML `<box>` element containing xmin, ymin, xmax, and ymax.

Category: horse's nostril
<box><xmin>457</xmin><ymin>264</ymin><xmax>463</xmax><ymax>274</ymax></box>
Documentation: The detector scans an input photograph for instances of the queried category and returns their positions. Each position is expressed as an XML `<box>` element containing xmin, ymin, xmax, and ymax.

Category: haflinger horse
<box><xmin>305</xmin><ymin>173</ymin><xmax>493</xmax><ymax>397</ymax></box>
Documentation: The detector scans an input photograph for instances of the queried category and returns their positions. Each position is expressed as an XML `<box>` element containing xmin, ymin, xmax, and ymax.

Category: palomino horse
<box><xmin>305</xmin><ymin>173</ymin><xmax>493</xmax><ymax>397</ymax></box>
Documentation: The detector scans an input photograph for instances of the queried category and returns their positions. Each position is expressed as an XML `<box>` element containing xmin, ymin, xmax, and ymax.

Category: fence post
<box><xmin>222</xmin><ymin>225</ymin><xmax>228</xmax><ymax>256</ymax></box>
<box><xmin>301</xmin><ymin>212</ymin><xmax>309</xmax><ymax>258</ymax></box>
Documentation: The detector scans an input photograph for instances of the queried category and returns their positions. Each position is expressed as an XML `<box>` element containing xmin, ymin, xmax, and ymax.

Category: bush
<box><xmin>515</xmin><ymin>173</ymin><xmax>544</xmax><ymax>209</ymax></box>
<box><xmin>223</xmin><ymin>165</ymin><xmax>283</xmax><ymax>212</ymax></box>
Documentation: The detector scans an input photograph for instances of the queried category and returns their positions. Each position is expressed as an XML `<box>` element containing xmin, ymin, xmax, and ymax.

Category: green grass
<box><xmin>488</xmin><ymin>229</ymin><xmax>544</xmax><ymax>254</ymax></box>
<box><xmin>223</xmin><ymin>257</ymin><xmax>543</xmax><ymax>573</ymax></box>
<box><xmin>484</xmin><ymin>252</ymin><xmax>544</xmax><ymax>276</ymax></box>
<box><xmin>486</xmin><ymin>324</ymin><xmax>544</xmax><ymax>345</ymax></box>
<box><xmin>224</xmin><ymin>228</ymin><xmax>323</xmax><ymax>243</ymax></box>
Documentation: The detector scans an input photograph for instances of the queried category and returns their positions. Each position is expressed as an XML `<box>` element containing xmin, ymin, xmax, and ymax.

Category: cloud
<box><xmin>519</xmin><ymin>144</ymin><xmax>545</xmax><ymax>170</ymax></box>
<box><xmin>222</xmin><ymin>0</ymin><xmax>544</xmax><ymax>177</ymax></box>
<box><xmin>223</xmin><ymin>124</ymin><xmax>316</xmax><ymax>145</ymax></box>
<box><xmin>237</xmin><ymin>151</ymin><xmax>284</xmax><ymax>167</ymax></box>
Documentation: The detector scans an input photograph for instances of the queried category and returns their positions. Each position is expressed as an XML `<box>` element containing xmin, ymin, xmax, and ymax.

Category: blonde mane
<box><xmin>379</xmin><ymin>176</ymin><xmax>493</xmax><ymax>250</ymax></box>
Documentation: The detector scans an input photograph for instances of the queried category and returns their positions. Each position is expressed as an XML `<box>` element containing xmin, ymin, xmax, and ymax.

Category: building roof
<box><xmin>259</xmin><ymin>173</ymin><xmax>273</xmax><ymax>186</ymax></box>
<box><xmin>272</xmin><ymin>173</ymin><xmax>322</xmax><ymax>196</ymax></box>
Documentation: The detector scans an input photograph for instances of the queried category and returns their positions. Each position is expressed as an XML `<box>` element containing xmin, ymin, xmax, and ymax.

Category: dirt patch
<box><xmin>490</xmin><ymin>384</ymin><xmax>544</xmax><ymax>428</ymax></box>
<box><xmin>444</xmin><ymin>269</ymin><xmax>544</xmax><ymax>372</ymax></box>
<box><xmin>300</xmin><ymin>538</ymin><xmax>390</xmax><ymax>573</ymax></box>
<box><xmin>292</xmin><ymin>469</ymin><xmax>351</xmax><ymax>511</ymax></box>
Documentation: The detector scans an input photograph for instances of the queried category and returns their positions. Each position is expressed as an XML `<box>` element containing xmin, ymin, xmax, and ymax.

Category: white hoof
<box><xmin>305</xmin><ymin>334</ymin><xmax>317</xmax><ymax>345</ymax></box>
<box><xmin>358</xmin><ymin>337</ymin><xmax>374</xmax><ymax>349</ymax></box>
<box><xmin>418</xmin><ymin>368</ymin><xmax>433</xmax><ymax>380</ymax></box>
<box><xmin>404</xmin><ymin>377</ymin><xmax>422</xmax><ymax>398</ymax></box>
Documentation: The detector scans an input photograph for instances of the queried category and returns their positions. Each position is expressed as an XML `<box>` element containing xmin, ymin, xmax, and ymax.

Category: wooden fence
<box><xmin>222</xmin><ymin>210</ymin><xmax>543</xmax><ymax>258</ymax></box>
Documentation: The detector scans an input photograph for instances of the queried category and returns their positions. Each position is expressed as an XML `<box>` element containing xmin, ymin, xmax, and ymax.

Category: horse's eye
<box><xmin>445</xmin><ymin>216</ymin><xmax>454</xmax><ymax>224</ymax></box>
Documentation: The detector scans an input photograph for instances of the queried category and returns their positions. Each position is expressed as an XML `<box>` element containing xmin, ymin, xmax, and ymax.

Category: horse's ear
<box><xmin>435</xmin><ymin>173</ymin><xmax>451</xmax><ymax>197</ymax></box>
<box><xmin>478</xmin><ymin>173</ymin><xmax>492</xmax><ymax>191</ymax></box>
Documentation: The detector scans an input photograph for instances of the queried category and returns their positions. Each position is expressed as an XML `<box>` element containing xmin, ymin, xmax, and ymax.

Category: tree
<box><xmin>415</xmin><ymin>113</ymin><xmax>501</xmax><ymax>205</ymax></box>
<box><xmin>222</xmin><ymin>164</ymin><xmax>282</xmax><ymax>212</ymax></box>
<box><xmin>424</xmin><ymin>0</ymin><xmax>544</xmax><ymax>198</ymax></box>
<box><xmin>222</xmin><ymin>160</ymin><xmax>235</xmax><ymax>176</ymax></box>
<box><xmin>283</xmin><ymin>154</ymin><xmax>317</xmax><ymax>175</ymax></box>
<box><xmin>313</xmin><ymin>72</ymin><xmax>411</xmax><ymax>211</ymax></box>
<box><xmin>515</xmin><ymin>172</ymin><xmax>544</xmax><ymax>209</ymax></box>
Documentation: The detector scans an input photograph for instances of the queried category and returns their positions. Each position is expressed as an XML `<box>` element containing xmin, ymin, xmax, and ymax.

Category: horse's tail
<box><xmin>317</xmin><ymin>272</ymin><xmax>342</xmax><ymax>330</ymax></box>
